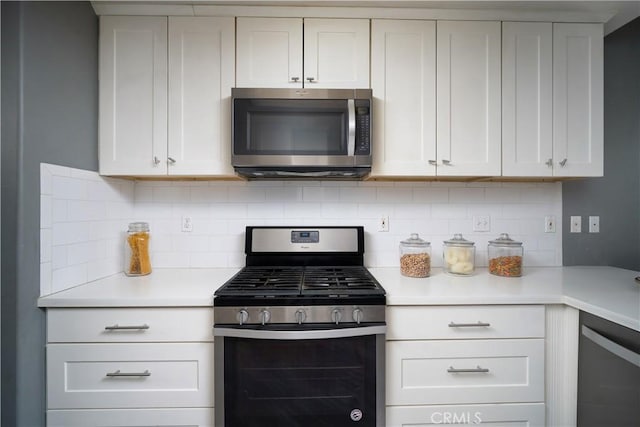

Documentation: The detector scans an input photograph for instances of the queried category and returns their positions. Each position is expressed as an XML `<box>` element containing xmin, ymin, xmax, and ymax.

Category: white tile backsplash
<box><xmin>40</xmin><ymin>163</ymin><xmax>564</xmax><ymax>297</ymax></box>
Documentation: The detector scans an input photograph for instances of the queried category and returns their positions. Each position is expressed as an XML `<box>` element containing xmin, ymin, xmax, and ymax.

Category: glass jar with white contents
<box><xmin>443</xmin><ymin>234</ymin><xmax>475</xmax><ymax>276</ymax></box>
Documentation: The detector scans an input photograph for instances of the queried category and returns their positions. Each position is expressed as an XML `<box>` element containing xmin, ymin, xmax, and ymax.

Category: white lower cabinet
<box><xmin>386</xmin><ymin>403</ymin><xmax>545</xmax><ymax>426</ymax></box>
<box><xmin>47</xmin><ymin>408</ymin><xmax>214</xmax><ymax>427</ymax></box>
<box><xmin>386</xmin><ymin>305</ymin><xmax>546</xmax><ymax>426</ymax></box>
<box><xmin>45</xmin><ymin>308</ymin><xmax>214</xmax><ymax>427</ymax></box>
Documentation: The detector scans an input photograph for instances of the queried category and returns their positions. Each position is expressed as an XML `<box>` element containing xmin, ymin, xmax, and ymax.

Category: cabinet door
<box><xmin>303</xmin><ymin>19</ymin><xmax>370</xmax><ymax>89</ymax></box>
<box><xmin>386</xmin><ymin>403</ymin><xmax>545</xmax><ymax>426</ymax></box>
<box><xmin>436</xmin><ymin>21</ymin><xmax>501</xmax><ymax>176</ymax></box>
<box><xmin>386</xmin><ymin>339</ymin><xmax>544</xmax><ymax>405</ymax></box>
<box><xmin>47</xmin><ymin>343</ymin><xmax>214</xmax><ymax>409</ymax></box>
<box><xmin>99</xmin><ymin>16</ymin><xmax>168</xmax><ymax>176</ymax></box>
<box><xmin>502</xmin><ymin>22</ymin><xmax>553</xmax><ymax>177</ymax></box>
<box><xmin>553</xmin><ymin>23</ymin><xmax>604</xmax><ymax>177</ymax></box>
<box><xmin>370</xmin><ymin>20</ymin><xmax>436</xmax><ymax>176</ymax></box>
<box><xmin>236</xmin><ymin>17</ymin><xmax>303</xmax><ymax>88</ymax></box>
<box><xmin>47</xmin><ymin>408</ymin><xmax>214</xmax><ymax>427</ymax></box>
<box><xmin>168</xmin><ymin>17</ymin><xmax>235</xmax><ymax>176</ymax></box>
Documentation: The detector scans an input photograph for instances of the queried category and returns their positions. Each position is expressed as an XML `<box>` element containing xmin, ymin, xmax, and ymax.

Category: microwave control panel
<box><xmin>355</xmin><ymin>100</ymin><xmax>371</xmax><ymax>156</ymax></box>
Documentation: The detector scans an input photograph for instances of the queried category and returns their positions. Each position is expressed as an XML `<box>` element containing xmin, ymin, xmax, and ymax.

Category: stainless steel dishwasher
<box><xmin>577</xmin><ymin>310</ymin><xmax>640</xmax><ymax>426</ymax></box>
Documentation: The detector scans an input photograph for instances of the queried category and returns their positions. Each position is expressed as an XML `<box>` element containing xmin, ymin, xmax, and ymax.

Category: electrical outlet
<box><xmin>589</xmin><ymin>216</ymin><xmax>600</xmax><ymax>233</ymax></box>
<box><xmin>570</xmin><ymin>216</ymin><xmax>582</xmax><ymax>233</ymax></box>
<box><xmin>378</xmin><ymin>216</ymin><xmax>389</xmax><ymax>232</ymax></box>
<box><xmin>544</xmin><ymin>215</ymin><xmax>556</xmax><ymax>233</ymax></box>
<box><xmin>472</xmin><ymin>215</ymin><xmax>491</xmax><ymax>232</ymax></box>
<box><xmin>182</xmin><ymin>216</ymin><xmax>193</xmax><ymax>232</ymax></box>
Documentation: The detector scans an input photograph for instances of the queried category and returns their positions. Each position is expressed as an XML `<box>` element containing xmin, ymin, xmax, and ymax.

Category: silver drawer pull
<box><xmin>104</xmin><ymin>324</ymin><xmax>150</xmax><ymax>331</ymax></box>
<box><xmin>106</xmin><ymin>369</ymin><xmax>151</xmax><ymax>377</ymax></box>
<box><xmin>448</xmin><ymin>321</ymin><xmax>491</xmax><ymax>328</ymax></box>
<box><xmin>447</xmin><ymin>365</ymin><xmax>490</xmax><ymax>374</ymax></box>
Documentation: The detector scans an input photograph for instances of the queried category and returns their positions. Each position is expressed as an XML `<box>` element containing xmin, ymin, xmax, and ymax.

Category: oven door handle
<box><xmin>582</xmin><ymin>325</ymin><xmax>640</xmax><ymax>368</ymax></box>
<box><xmin>214</xmin><ymin>325</ymin><xmax>386</xmax><ymax>340</ymax></box>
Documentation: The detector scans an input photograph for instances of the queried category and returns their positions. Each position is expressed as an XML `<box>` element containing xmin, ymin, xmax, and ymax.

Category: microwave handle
<box><xmin>348</xmin><ymin>99</ymin><xmax>356</xmax><ymax>156</ymax></box>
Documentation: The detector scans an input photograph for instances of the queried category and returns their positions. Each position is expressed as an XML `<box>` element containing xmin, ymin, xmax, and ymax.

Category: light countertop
<box><xmin>38</xmin><ymin>266</ymin><xmax>640</xmax><ymax>332</ymax></box>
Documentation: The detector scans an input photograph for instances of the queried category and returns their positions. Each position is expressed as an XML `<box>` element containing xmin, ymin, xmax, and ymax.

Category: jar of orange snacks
<box><xmin>488</xmin><ymin>233</ymin><xmax>523</xmax><ymax>277</ymax></box>
<box><xmin>125</xmin><ymin>222</ymin><xmax>151</xmax><ymax>276</ymax></box>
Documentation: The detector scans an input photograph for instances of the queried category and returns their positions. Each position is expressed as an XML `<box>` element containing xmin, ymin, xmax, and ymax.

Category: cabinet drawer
<box><xmin>386</xmin><ymin>339</ymin><xmax>544</xmax><ymax>405</ymax></box>
<box><xmin>47</xmin><ymin>408</ymin><xmax>214</xmax><ymax>427</ymax></box>
<box><xmin>386</xmin><ymin>305</ymin><xmax>544</xmax><ymax>340</ymax></box>
<box><xmin>47</xmin><ymin>307</ymin><xmax>213</xmax><ymax>342</ymax></box>
<box><xmin>47</xmin><ymin>343</ymin><xmax>213</xmax><ymax>409</ymax></box>
<box><xmin>386</xmin><ymin>403</ymin><xmax>545</xmax><ymax>426</ymax></box>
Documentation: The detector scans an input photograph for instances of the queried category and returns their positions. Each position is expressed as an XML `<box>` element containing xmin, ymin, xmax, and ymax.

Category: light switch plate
<box><xmin>589</xmin><ymin>216</ymin><xmax>600</xmax><ymax>233</ymax></box>
<box><xmin>570</xmin><ymin>216</ymin><xmax>582</xmax><ymax>233</ymax></box>
<box><xmin>472</xmin><ymin>215</ymin><xmax>491</xmax><ymax>232</ymax></box>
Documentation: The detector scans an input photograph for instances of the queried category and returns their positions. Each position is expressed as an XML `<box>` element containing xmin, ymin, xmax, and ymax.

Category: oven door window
<box><xmin>224</xmin><ymin>335</ymin><xmax>377</xmax><ymax>427</ymax></box>
<box><xmin>234</xmin><ymin>99</ymin><xmax>348</xmax><ymax>156</ymax></box>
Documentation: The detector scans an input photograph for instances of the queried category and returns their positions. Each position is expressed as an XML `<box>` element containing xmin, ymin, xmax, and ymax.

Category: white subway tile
<box><xmin>43</xmin><ymin>163</ymin><xmax>71</xmax><ymax>177</ymax></box>
<box><xmin>357</xmin><ymin>203</ymin><xmax>395</xmax><ymax>219</ymax></box>
<box><xmin>69</xmin><ymin>168</ymin><xmax>101</xmax><ymax>181</ymax></box>
<box><xmin>40</xmin><ymin>262</ymin><xmax>52</xmax><ymax>296</ymax></box>
<box><xmin>485</xmin><ymin>187</ymin><xmax>521</xmax><ymax>203</ymax></box>
<box><xmin>339</xmin><ymin>187</ymin><xmax>377</xmax><ymax>203</ymax></box>
<box><xmin>248</xmin><ymin>203</ymin><xmax>283</xmax><ymax>218</ymax></box>
<box><xmin>284</xmin><ymin>203</ymin><xmax>322</xmax><ymax>219</ymax></box>
<box><xmin>152</xmin><ymin>187</ymin><xmax>190</xmax><ymax>203</ymax></box>
<box><xmin>52</xmin><ymin>222</ymin><xmax>90</xmax><ymax>246</ymax></box>
<box><xmin>41</xmin><ymin>229</ymin><xmax>52</xmax><ymax>263</ymax></box>
<box><xmin>394</xmin><ymin>204</ymin><xmax>430</xmax><ymax>219</ymax></box>
<box><xmin>449</xmin><ymin>188</ymin><xmax>485</xmax><ymax>203</ymax></box>
<box><xmin>266</xmin><ymin>187</ymin><xmax>303</xmax><ymax>202</ymax></box>
<box><xmin>302</xmin><ymin>186</ymin><xmax>340</xmax><ymax>202</ymax></box>
<box><xmin>52</xmin><ymin>246</ymin><xmax>68</xmax><ymax>269</ymax></box>
<box><xmin>228</xmin><ymin>187</ymin><xmax>267</xmax><ymax>202</ymax></box>
<box><xmin>172</xmin><ymin>234</ymin><xmax>210</xmax><ymax>252</ymax></box>
<box><xmin>191</xmin><ymin>187</ymin><xmax>228</xmax><ymax>203</ymax></box>
<box><xmin>52</xmin><ymin>264</ymin><xmax>88</xmax><ymax>293</ymax></box>
<box><xmin>190</xmin><ymin>252</ymin><xmax>228</xmax><ymax>268</ymax></box>
<box><xmin>322</xmin><ymin>203</ymin><xmax>358</xmax><ymax>218</ymax></box>
<box><xmin>431</xmin><ymin>204</ymin><xmax>468</xmax><ymax>219</ymax></box>
<box><xmin>67</xmin><ymin>200</ymin><xmax>107</xmax><ymax>222</ymax></box>
<box><xmin>376</xmin><ymin>187</ymin><xmax>413</xmax><ymax>203</ymax></box>
<box><xmin>151</xmin><ymin>251</ymin><xmax>190</xmax><ymax>268</ymax></box>
<box><xmin>211</xmin><ymin>203</ymin><xmax>248</xmax><ymax>219</ymax></box>
<box><xmin>41</xmin><ymin>195</ymin><xmax>52</xmax><ymax>228</ymax></box>
<box><xmin>413</xmin><ymin>188</ymin><xmax>449</xmax><ymax>203</ymax></box>
<box><xmin>52</xmin><ymin>176</ymin><xmax>87</xmax><ymax>200</ymax></box>
<box><xmin>87</xmin><ymin>256</ymin><xmax>121</xmax><ymax>282</ymax></box>
<box><xmin>40</xmin><ymin>163</ymin><xmax>53</xmax><ymax>195</ymax></box>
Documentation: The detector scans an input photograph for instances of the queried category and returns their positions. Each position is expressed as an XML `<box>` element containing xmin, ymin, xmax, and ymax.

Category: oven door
<box><xmin>214</xmin><ymin>325</ymin><xmax>385</xmax><ymax>427</ymax></box>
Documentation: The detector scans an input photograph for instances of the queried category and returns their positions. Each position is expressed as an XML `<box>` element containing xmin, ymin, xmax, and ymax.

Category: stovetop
<box><xmin>215</xmin><ymin>266</ymin><xmax>385</xmax><ymax>298</ymax></box>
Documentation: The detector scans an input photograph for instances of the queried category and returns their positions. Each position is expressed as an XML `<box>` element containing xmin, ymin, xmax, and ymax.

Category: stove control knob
<box><xmin>352</xmin><ymin>308</ymin><xmax>363</xmax><ymax>325</ymax></box>
<box><xmin>332</xmin><ymin>308</ymin><xmax>343</xmax><ymax>325</ymax></box>
<box><xmin>295</xmin><ymin>309</ymin><xmax>306</xmax><ymax>325</ymax></box>
<box><xmin>260</xmin><ymin>309</ymin><xmax>271</xmax><ymax>326</ymax></box>
<box><xmin>236</xmin><ymin>309</ymin><xmax>249</xmax><ymax>326</ymax></box>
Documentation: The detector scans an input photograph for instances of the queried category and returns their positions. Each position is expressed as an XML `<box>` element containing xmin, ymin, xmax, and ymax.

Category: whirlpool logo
<box><xmin>430</xmin><ymin>411</ymin><xmax>482</xmax><ymax>424</ymax></box>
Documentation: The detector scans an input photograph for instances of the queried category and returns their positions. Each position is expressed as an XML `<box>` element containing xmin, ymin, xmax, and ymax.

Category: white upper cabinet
<box><xmin>502</xmin><ymin>22</ymin><xmax>554</xmax><ymax>177</ymax></box>
<box><xmin>99</xmin><ymin>16</ymin><xmax>235</xmax><ymax>177</ymax></box>
<box><xmin>303</xmin><ymin>19</ymin><xmax>370</xmax><ymax>88</ymax></box>
<box><xmin>236</xmin><ymin>18</ymin><xmax>303</xmax><ymax>88</ymax></box>
<box><xmin>236</xmin><ymin>17</ymin><xmax>370</xmax><ymax>88</ymax></box>
<box><xmin>371</xmin><ymin>20</ymin><xmax>437</xmax><ymax>176</ymax></box>
<box><xmin>552</xmin><ymin>23</ymin><xmax>604</xmax><ymax>177</ymax></box>
<box><xmin>99</xmin><ymin>16</ymin><xmax>168</xmax><ymax>176</ymax></box>
<box><xmin>436</xmin><ymin>21</ymin><xmax>502</xmax><ymax>176</ymax></box>
<box><xmin>168</xmin><ymin>17</ymin><xmax>235</xmax><ymax>176</ymax></box>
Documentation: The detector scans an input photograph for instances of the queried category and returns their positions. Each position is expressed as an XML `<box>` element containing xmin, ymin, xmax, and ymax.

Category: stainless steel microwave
<box><xmin>231</xmin><ymin>88</ymin><xmax>372</xmax><ymax>179</ymax></box>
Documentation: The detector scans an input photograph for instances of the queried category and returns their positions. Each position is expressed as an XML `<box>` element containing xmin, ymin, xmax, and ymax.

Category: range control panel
<box><xmin>291</xmin><ymin>230</ymin><xmax>320</xmax><ymax>244</ymax></box>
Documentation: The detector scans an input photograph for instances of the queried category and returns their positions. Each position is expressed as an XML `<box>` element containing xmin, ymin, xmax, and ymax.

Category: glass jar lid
<box><xmin>128</xmin><ymin>222</ymin><xmax>150</xmax><ymax>232</ymax></box>
<box><xmin>444</xmin><ymin>233</ymin><xmax>475</xmax><ymax>246</ymax></box>
<box><xmin>489</xmin><ymin>233</ymin><xmax>522</xmax><ymax>246</ymax></box>
<box><xmin>401</xmin><ymin>233</ymin><xmax>430</xmax><ymax>247</ymax></box>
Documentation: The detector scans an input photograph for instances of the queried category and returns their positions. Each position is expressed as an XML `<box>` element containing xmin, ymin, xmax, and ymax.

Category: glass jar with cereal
<box><xmin>488</xmin><ymin>233</ymin><xmax>523</xmax><ymax>277</ymax></box>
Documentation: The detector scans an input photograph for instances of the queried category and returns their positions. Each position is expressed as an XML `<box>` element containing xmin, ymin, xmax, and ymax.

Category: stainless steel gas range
<box><xmin>213</xmin><ymin>226</ymin><xmax>386</xmax><ymax>427</ymax></box>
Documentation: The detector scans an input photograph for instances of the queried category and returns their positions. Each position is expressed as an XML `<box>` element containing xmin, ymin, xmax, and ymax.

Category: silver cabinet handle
<box><xmin>167</xmin><ymin>157</ymin><xmax>176</xmax><ymax>164</ymax></box>
<box><xmin>448</xmin><ymin>321</ymin><xmax>491</xmax><ymax>328</ymax></box>
<box><xmin>428</xmin><ymin>160</ymin><xmax>438</xmax><ymax>166</ymax></box>
<box><xmin>290</xmin><ymin>77</ymin><xmax>300</xmax><ymax>82</ymax></box>
<box><xmin>104</xmin><ymin>324</ymin><xmax>149</xmax><ymax>331</ymax></box>
<box><xmin>545</xmin><ymin>159</ymin><xmax>553</xmax><ymax>167</ymax></box>
<box><xmin>559</xmin><ymin>158</ymin><xmax>568</xmax><ymax>167</ymax></box>
<box><xmin>153</xmin><ymin>156</ymin><xmax>161</xmax><ymax>165</ymax></box>
<box><xmin>106</xmin><ymin>369</ymin><xmax>151</xmax><ymax>377</ymax></box>
<box><xmin>306</xmin><ymin>77</ymin><xmax>316</xmax><ymax>83</ymax></box>
<box><xmin>442</xmin><ymin>159</ymin><xmax>452</xmax><ymax>165</ymax></box>
<box><xmin>447</xmin><ymin>365</ymin><xmax>490</xmax><ymax>373</ymax></box>
<box><xmin>582</xmin><ymin>325</ymin><xmax>640</xmax><ymax>368</ymax></box>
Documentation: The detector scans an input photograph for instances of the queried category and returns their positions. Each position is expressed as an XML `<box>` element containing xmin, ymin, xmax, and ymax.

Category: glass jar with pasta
<box><xmin>125</xmin><ymin>222</ymin><xmax>152</xmax><ymax>276</ymax></box>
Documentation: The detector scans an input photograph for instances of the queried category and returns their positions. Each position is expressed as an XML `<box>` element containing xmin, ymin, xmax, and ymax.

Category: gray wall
<box><xmin>1</xmin><ymin>2</ymin><xmax>98</xmax><ymax>425</ymax></box>
<box><xmin>563</xmin><ymin>17</ymin><xmax>640</xmax><ymax>270</ymax></box>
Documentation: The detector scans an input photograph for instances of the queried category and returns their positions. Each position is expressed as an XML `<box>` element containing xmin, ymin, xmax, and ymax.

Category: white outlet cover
<box><xmin>570</xmin><ymin>216</ymin><xmax>582</xmax><ymax>233</ymax></box>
